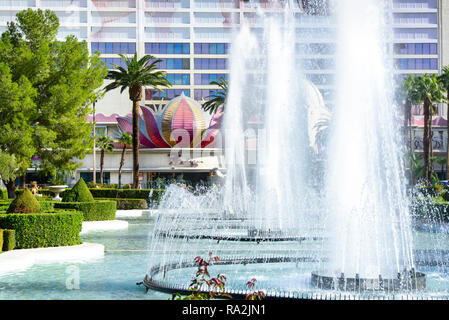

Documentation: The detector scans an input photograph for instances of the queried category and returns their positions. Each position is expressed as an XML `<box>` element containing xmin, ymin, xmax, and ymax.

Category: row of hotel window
<box><xmin>92</xmin><ymin>42</ymin><xmax>230</xmax><ymax>55</ymax></box>
<box><xmin>145</xmin><ymin>89</ymin><xmax>225</xmax><ymax>101</ymax></box>
<box><xmin>145</xmin><ymin>88</ymin><xmax>335</xmax><ymax>101</ymax></box>
<box><xmin>93</xmin><ymin>42</ymin><xmax>439</xmax><ymax>57</ymax></box>
<box><xmin>396</xmin><ymin>58</ymin><xmax>438</xmax><ymax>70</ymax></box>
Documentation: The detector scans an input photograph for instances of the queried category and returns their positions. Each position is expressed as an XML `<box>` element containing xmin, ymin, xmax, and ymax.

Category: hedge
<box><xmin>89</xmin><ymin>188</ymin><xmax>164</xmax><ymax>202</ymax></box>
<box><xmin>0</xmin><ymin>212</ymin><xmax>82</xmax><ymax>249</ymax></box>
<box><xmin>0</xmin><ymin>189</ymin><xmax>7</xmax><ymax>200</ymax></box>
<box><xmin>95</xmin><ymin>198</ymin><xmax>147</xmax><ymax>210</ymax></box>
<box><xmin>54</xmin><ymin>200</ymin><xmax>116</xmax><ymax>221</ymax></box>
<box><xmin>1</xmin><ymin>229</ymin><xmax>15</xmax><ymax>251</ymax></box>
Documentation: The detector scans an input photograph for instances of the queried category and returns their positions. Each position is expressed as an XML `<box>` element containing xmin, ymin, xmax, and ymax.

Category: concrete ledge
<box><xmin>80</xmin><ymin>220</ymin><xmax>128</xmax><ymax>234</ymax></box>
<box><xmin>0</xmin><ymin>242</ymin><xmax>104</xmax><ymax>275</ymax></box>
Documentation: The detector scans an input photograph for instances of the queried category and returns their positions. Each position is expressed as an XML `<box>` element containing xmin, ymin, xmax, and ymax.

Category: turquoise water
<box><xmin>0</xmin><ymin>215</ymin><xmax>170</xmax><ymax>300</ymax></box>
<box><xmin>1</xmin><ymin>213</ymin><xmax>449</xmax><ymax>300</ymax></box>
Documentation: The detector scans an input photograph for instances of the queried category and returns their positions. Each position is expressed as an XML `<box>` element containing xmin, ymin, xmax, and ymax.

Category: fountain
<box><xmin>144</xmin><ymin>0</ymin><xmax>449</xmax><ymax>299</ymax></box>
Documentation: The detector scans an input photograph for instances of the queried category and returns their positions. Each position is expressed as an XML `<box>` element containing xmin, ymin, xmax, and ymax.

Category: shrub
<box><xmin>38</xmin><ymin>201</ymin><xmax>55</xmax><ymax>212</ymax></box>
<box><xmin>1</xmin><ymin>229</ymin><xmax>15</xmax><ymax>251</ymax></box>
<box><xmin>7</xmin><ymin>188</ymin><xmax>41</xmax><ymax>213</ymax></box>
<box><xmin>54</xmin><ymin>200</ymin><xmax>116</xmax><ymax>221</ymax></box>
<box><xmin>95</xmin><ymin>198</ymin><xmax>147</xmax><ymax>210</ymax></box>
<box><xmin>0</xmin><ymin>230</ymin><xmax>3</xmax><ymax>253</ymax></box>
<box><xmin>0</xmin><ymin>212</ymin><xmax>82</xmax><ymax>249</ymax></box>
<box><xmin>89</xmin><ymin>188</ymin><xmax>164</xmax><ymax>203</ymax></box>
<box><xmin>62</xmin><ymin>178</ymin><xmax>94</xmax><ymax>203</ymax></box>
<box><xmin>0</xmin><ymin>189</ymin><xmax>7</xmax><ymax>200</ymax></box>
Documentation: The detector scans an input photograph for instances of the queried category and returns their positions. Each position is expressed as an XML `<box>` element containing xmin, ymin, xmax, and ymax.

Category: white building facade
<box><xmin>0</xmin><ymin>0</ymin><xmax>448</xmax><ymax>184</ymax></box>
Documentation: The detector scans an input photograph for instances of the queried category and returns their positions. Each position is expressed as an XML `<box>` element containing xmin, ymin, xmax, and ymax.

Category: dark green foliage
<box><xmin>0</xmin><ymin>189</ymin><xmax>8</xmax><ymax>200</ymax></box>
<box><xmin>62</xmin><ymin>178</ymin><xmax>94</xmax><ymax>203</ymax></box>
<box><xmin>95</xmin><ymin>198</ymin><xmax>147</xmax><ymax>210</ymax></box>
<box><xmin>0</xmin><ymin>212</ymin><xmax>82</xmax><ymax>249</ymax></box>
<box><xmin>7</xmin><ymin>188</ymin><xmax>40</xmax><ymax>213</ymax></box>
<box><xmin>89</xmin><ymin>188</ymin><xmax>164</xmax><ymax>203</ymax></box>
<box><xmin>1</xmin><ymin>229</ymin><xmax>15</xmax><ymax>251</ymax></box>
<box><xmin>54</xmin><ymin>200</ymin><xmax>116</xmax><ymax>221</ymax></box>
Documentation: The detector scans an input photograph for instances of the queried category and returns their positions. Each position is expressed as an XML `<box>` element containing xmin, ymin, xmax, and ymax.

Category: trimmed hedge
<box><xmin>0</xmin><ymin>212</ymin><xmax>82</xmax><ymax>249</ymax></box>
<box><xmin>7</xmin><ymin>188</ymin><xmax>41</xmax><ymax>213</ymax></box>
<box><xmin>95</xmin><ymin>198</ymin><xmax>147</xmax><ymax>210</ymax></box>
<box><xmin>0</xmin><ymin>189</ymin><xmax>7</xmax><ymax>200</ymax></box>
<box><xmin>1</xmin><ymin>229</ymin><xmax>15</xmax><ymax>251</ymax></box>
<box><xmin>62</xmin><ymin>178</ymin><xmax>94</xmax><ymax>203</ymax></box>
<box><xmin>89</xmin><ymin>188</ymin><xmax>164</xmax><ymax>202</ymax></box>
<box><xmin>54</xmin><ymin>200</ymin><xmax>116</xmax><ymax>221</ymax></box>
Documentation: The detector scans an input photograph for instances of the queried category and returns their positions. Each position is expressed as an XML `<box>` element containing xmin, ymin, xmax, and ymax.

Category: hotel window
<box><xmin>152</xmin><ymin>58</ymin><xmax>190</xmax><ymax>70</ymax></box>
<box><xmin>194</xmin><ymin>43</ymin><xmax>230</xmax><ymax>54</ymax></box>
<box><xmin>394</xmin><ymin>43</ymin><xmax>437</xmax><ymax>55</ymax></box>
<box><xmin>101</xmin><ymin>58</ymin><xmax>127</xmax><ymax>69</ymax></box>
<box><xmin>194</xmin><ymin>73</ymin><xmax>228</xmax><ymax>85</ymax></box>
<box><xmin>145</xmin><ymin>42</ymin><xmax>190</xmax><ymax>54</ymax></box>
<box><xmin>92</xmin><ymin>42</ymin><xmax>136</xmax><ymax>54</ymax></box>
<box><xmin>194</xmin><ymin>89</ymin><xmax>225</xmax><ymax>100</ymax></box>
<box><xmin>396</xmin><ymin>58</ymin><xmax>438</xmax><ymax>70</ymax></box>
<box><xmin>194</xmin><ymin>58</ymin><xmax>228</xmax><ymax>70</ymax></box>
<box><xmin>146</xmin><ymin>89</ymin><xmax>190</xmax><ymax>100</ymax></box>
<box><xmin>166</xmin><ymin>74</ymin><xmax>190</xmax><ymax>85</ymax></box>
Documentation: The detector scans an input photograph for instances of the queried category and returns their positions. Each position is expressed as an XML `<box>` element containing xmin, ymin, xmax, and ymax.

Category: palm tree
<box><xmin>201</xmin><ymin>77</ymin><xmax>228</xmax><ymax>115</ymax></box>
<box><xmin>97</xmin><ymin>135</ymin><xmax>114</xmax><ymax>185</ymax></box>
<box><xmin>116</xmin><ymin>131</ymin><xmax>132</xmax><ymax>189</ymax></box>
<box><xmin>409</xmin><ymin>74</ymin><xmax>447</xmax><ymax>185</ymax></box>
<box><xmin>397</xmin><ymin>75</ymin><xmax>416</xmax><ymax>183</ymax></box>
<box><xmin>438</xmin><ymin>66</ymin><xmax>449</xmax><ymax>179</ymax></box>
<box><xmin>104</xmin><ymin>54</ymin><xmax>171</xmax><ymax>188</ymax></box>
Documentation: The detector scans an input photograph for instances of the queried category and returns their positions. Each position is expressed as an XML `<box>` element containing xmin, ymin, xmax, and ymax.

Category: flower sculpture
<box><xmin>116</xmin><ymin>93</ymin><xmax>223</xmax><ymax>149</ymax></box>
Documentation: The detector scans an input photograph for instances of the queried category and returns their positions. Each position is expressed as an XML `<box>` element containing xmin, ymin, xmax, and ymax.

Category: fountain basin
<box><xmin>311</xmin><ymin>271</ymin><xmax>426</xmax><ymax>292</ymax></box>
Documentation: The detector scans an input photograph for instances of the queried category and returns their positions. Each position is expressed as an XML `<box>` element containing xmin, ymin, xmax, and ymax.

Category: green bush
<box><xmin>0</xmin><ymin>212</ymin><xmax>82</xmax><ymax>249</ymax></box>
<box><xmin>1</xmin><ymin>229</ymin><xmax>15</xmax><ymax>251</ymax></box>
<box><xmin>0</xmin><ymin>230</ymin><xmax>3</xmax><ymax>253</ymax></box>
<box><xmin>62</xmin><ymin>178</ymin><xmax>94</xmax><ymax>203</ymax></box>
<box><xmin>89</xmin><ymin>188</ymin><xmax>164</xmax><ymax>203</ymax></box>
<box><xmin>7</xmin><ymin>188</ymin><xmax>41</xmax><ymax>213</ymax></box>
<box><xmin>0</xmin><ymin>189</ymin><xmax>7</xmax><ymax>200</ymax></box>
<box><xmin>54</xmin><ymin>200</ymin><xmax>116</xmax><ymax>221</ymax></box>
<box><xmin>95</xmin><ymin>198</ymin><xmax>147</xmax><ymax>210</ymax></box>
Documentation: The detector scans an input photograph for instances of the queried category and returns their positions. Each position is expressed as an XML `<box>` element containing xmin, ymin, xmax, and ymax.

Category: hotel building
<box><xmin>0</xmin><ymin>0</ymin><xmax>447</xmax><ymax>184</ymax></box>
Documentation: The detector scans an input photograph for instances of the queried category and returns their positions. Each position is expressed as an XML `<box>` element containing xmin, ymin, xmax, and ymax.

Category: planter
<box><xmin>48</xmin><ymin>185</ymin><xmax>68</xmax><ymax>201</ymax></box>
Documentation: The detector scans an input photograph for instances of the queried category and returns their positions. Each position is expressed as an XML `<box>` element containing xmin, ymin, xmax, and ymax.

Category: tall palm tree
<box><xmin>397</xmin><ymin>75</ymin><xmax>416</xmax><ymax>183</ymax></box>
<box><xmin>104</xmin><ymin>54</ymin><xmax>171</xmax><ymax>188</ymax></box>
<box><xmin>409</xmin><ymin>74</ymin><xmax>447</xmax><ymax>185</ymax></box>
<box><xmin>116</xmin><ymin>131</ymin><xmax>132</xmax><ymax>189</ymax></box>
<box><xmin>201</xmin><ymin>77</ymin><xmax>228</xmax><ymax>115</ymax></box>
<box><xmin>97</xmin><ymin>135</ymin><xmax>114</xmax><ymax>185</ymax></box>
<box><xmin>438</xmin><ymin>66</ymin><xmax>449</xmax><ymax>179</ymax></box>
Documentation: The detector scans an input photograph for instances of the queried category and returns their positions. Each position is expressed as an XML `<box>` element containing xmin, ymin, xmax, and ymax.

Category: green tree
<box><xmin>97</xmin><ymin>135</ymin><xmax>114</xmax><ymax>186</ymax></box>
<box><xmin>104</xmin><ymin>53</ymin><xmax>171</xmax><ymax>188</ymax></box>
<box><xmin>201</xmin><ymin>77</ymin><xmax>228</xmax><ymax>115</ymax></box>
<box><xmin>116</xmin><ymin>131</ymin><xmax>132</xmax><ymax>189</ymax></box>
<box><xmin>397</xmin><ymin>75</ymin><xmax>417</xmax><ymax>183</ymax></box>
<box><xmin>0</xmin><ymin>9</ymin><xmax>107</xmax><ymax>195</ymax></box>
<box><xmin>438</xmin><ymin>66</ymin><xmax>449</xmax><ymax>179</ymax></box>
<box><xmin>408</xmin><ymin>74</ymin><xmax>447</xmax><ymax>185</ymax></box>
